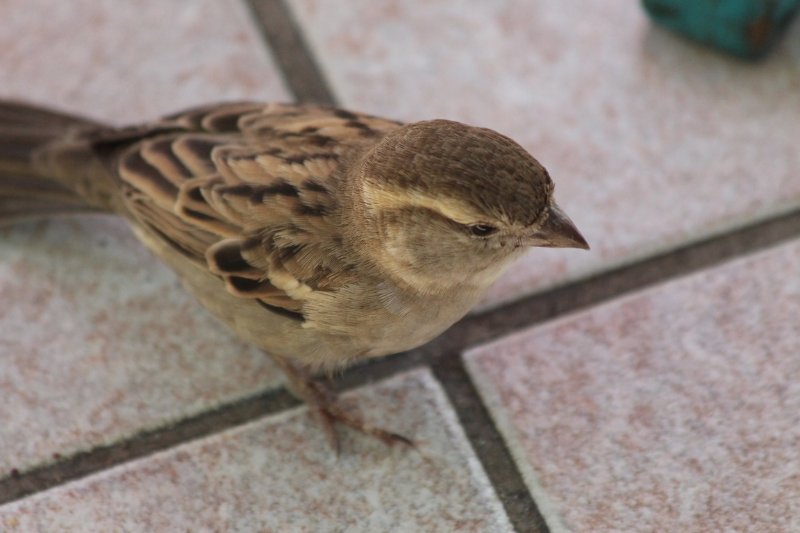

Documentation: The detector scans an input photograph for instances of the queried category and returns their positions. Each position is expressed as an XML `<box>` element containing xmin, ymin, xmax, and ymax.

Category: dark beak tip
<box><xmin>575</xmin><ymin>232</ymin><xmax>591</xmax><ymax>251</ymax></box>
<box><xmin>540</xmin><ymin>204</ymin><xmax>590</xmax><ymax>251</ymax></box>
<box><xmin>563</xmin><ymin>237</ymin><xmax>590</xmax><ymax>251</ymax></box>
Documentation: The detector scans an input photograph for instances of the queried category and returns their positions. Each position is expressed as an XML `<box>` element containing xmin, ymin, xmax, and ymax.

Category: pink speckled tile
<box><xmin>0</xmin><ymin>1</ymin><xmax>290</xmax><ymax>475</ymax></box>
<box><xmin>0</xmin><ymin>0</ymin><xmax>289</xmax><ymax>123</ymax></box>
<box><xmin>290</xmin><ymin>0</ymin><xmax>800</xmax><ymax>308</ymax></box>
<box><xmin>0</xmin><ymin>370</ymin><xmax>513</xmax><ymax>533</ymax></box>
<box><xmin>464</xmin><ymin>240</ymin><xmax>800</xmax><ymax>532</ymax></box>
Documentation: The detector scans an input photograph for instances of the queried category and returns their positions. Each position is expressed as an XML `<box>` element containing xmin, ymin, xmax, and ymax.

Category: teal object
<box><xmin>643</xmin><ymin>0</ymin><xmax>800</xmax><ymax>59</ymax></box>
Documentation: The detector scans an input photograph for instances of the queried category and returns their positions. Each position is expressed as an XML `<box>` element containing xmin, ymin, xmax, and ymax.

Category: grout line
<box><xmin>243</xmin><ymin>0</ymin><xmax>337</xmax><ymax>105</ymax></box>
<box><xmin>0</xmin><ymin>389</ymin><xmax>299</xmax><ymax>505</ymax></box>
<box><xmin>431</xmin><ymin>355</ymin><xmax>550</xmax><ymax>533</ymax></box>
<box><xmin>1</xmin><ymin>208</ymin><xmax>798</xmax><ymax>509</ymax></box>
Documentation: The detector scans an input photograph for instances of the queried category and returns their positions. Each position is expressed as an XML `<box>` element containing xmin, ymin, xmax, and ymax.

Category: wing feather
<box><xmin>110</xmin><ymin>102</ymin><xmax>401</xmax><ymax>320</ymax></box>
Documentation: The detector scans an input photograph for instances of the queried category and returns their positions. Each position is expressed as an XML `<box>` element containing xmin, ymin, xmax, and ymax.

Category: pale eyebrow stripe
<box><xmin>363</xmin><ymin>183</ymin><xmax>488</xmax><ymax>225</ymax></box>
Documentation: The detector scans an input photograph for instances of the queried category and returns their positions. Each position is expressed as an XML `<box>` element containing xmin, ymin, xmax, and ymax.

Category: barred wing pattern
<box><xmin>104</xmin><ymin>102</ymin><xmax>401</xmax><ymax>319</ymax></box>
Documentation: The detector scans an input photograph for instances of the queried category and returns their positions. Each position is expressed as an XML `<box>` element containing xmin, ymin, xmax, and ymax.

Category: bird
<box><xmin>0</xmin><ymin>100</ymin><xmax>588</xmax><ymax>450</ymax></box>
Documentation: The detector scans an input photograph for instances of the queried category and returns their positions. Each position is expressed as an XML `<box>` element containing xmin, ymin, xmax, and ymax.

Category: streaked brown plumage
<box><xmin>0</xmin><ymin>101</ymin><xmax>588</xmax><ymax>448</ymax></box>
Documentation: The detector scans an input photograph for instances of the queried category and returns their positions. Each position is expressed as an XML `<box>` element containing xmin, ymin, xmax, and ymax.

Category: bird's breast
<box><xmin>306</xmin><ymin>280</ymin><xmax>485</xmax><ymax>359</ymax></box>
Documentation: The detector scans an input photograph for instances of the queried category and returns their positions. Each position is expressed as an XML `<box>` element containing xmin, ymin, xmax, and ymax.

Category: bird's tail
<box><xmin>0</xmin><ymin>101</ymin><xmax>106</xmax><ymax>225</ymax></box>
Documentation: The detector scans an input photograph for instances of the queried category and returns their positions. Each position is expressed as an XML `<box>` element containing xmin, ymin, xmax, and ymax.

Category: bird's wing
<box><xmin>101</xmin><ymin>102</ymin><xmax>401</xmax><ymax>319</ymax></box>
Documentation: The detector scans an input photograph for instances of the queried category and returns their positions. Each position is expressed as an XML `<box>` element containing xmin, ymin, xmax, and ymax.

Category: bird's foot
<box><xmin>275</xmin><ymin>358</ymin><xmax>414</xmax><ymax>453</ymax></box>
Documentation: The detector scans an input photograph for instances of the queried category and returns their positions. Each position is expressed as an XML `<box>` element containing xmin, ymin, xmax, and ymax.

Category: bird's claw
<box><xmin>275</xmin><ymin>357</ymin><xmax>414</xmax><ymax>452</ymax></box>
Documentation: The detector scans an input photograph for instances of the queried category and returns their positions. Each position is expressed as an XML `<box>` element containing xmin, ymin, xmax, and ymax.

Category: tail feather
<box><xmin>0</xmin><ymin>101</ymin><xmax>103</xmax><ymax>224</ymax></box>
<box><xmin>0</xmin><ymin>100</ymin><xmax>96</xmax><ymax>126</ymax></box>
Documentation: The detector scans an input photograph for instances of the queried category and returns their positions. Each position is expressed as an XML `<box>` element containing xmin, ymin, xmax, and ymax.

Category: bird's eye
<box><xmin>469</xmin><ymin>224</ymin><xmax>497</xmax><ymax>237</ymax></box>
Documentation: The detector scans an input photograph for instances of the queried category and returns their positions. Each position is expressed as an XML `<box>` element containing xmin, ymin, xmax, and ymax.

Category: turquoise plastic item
<box><xmin>643</xmin><ymin>0</ymin><xmax>800</xmax><ymax>59</ymax></box>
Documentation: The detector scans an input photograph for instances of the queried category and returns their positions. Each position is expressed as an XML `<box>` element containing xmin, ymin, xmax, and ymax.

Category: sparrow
<box><xmin>0</xmin><ymin>100</ymin><xmax>588</xmax><ymax>449</ymax></box>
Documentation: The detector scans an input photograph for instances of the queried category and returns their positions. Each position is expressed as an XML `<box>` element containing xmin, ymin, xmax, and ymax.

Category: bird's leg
<box><xmin>271</xmin><ymin>356</ymin><xmax>414</xmax><ymax>453</ymax></box>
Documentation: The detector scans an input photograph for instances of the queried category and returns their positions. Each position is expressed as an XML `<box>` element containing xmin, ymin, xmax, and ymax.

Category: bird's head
<box><xmin>342</xmin><ymin>119</ymin><xmax>588</xmax><ymax>293</ymax></box>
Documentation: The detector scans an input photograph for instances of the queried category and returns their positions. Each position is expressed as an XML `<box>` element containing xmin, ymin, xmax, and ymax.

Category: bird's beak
<box><xmin>526</xmin><ymin>203</ymin><xmax>590</xmax><ymax>250</ymax></box>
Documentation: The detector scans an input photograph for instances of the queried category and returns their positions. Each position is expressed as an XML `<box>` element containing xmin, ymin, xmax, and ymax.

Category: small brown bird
<box><xmin>0</xmin><ymin>101</ymin><xmax>588</xmax><ymax>448</ymax></box>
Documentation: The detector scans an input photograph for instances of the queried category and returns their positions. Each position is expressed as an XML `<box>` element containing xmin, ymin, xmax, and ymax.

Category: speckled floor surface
<box><xmin>1</xmin><ymin>1</ymin><xmax>799</xmax><ymax>532</ymax></box>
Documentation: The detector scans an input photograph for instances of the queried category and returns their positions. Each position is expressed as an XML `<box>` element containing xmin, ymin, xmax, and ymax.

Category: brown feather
<box><xmin>100</xmin><ymin>103</ymin><xmax>402</xmax><ymax>318</ymax></box>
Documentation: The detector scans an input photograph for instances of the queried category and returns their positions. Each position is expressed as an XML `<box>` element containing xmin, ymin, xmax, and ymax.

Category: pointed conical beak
<box><xmin>527</xmin><ymin>204</ymin><xmax>589</xmax><ymax>250</ymax></box>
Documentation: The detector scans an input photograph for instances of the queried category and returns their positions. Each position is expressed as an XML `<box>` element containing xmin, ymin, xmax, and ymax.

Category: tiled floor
<box><xmin>0</xmin><ymin>370</ymin><xmax>513</xmax><ymax>533</ymax></box>
<box><xmin>466</xmin><ymin>240</ymin><xmax>800</xmax><ymax>532</ymax></box>
<box><xmin>0</xmin><ymin>0</ymin><xmax>289</xmax><ymax>122</ymax></box>
<box><xmin>1</xmin><ymin>1</ymin><xmax>799</xmax><ymax>532</ymax></box>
